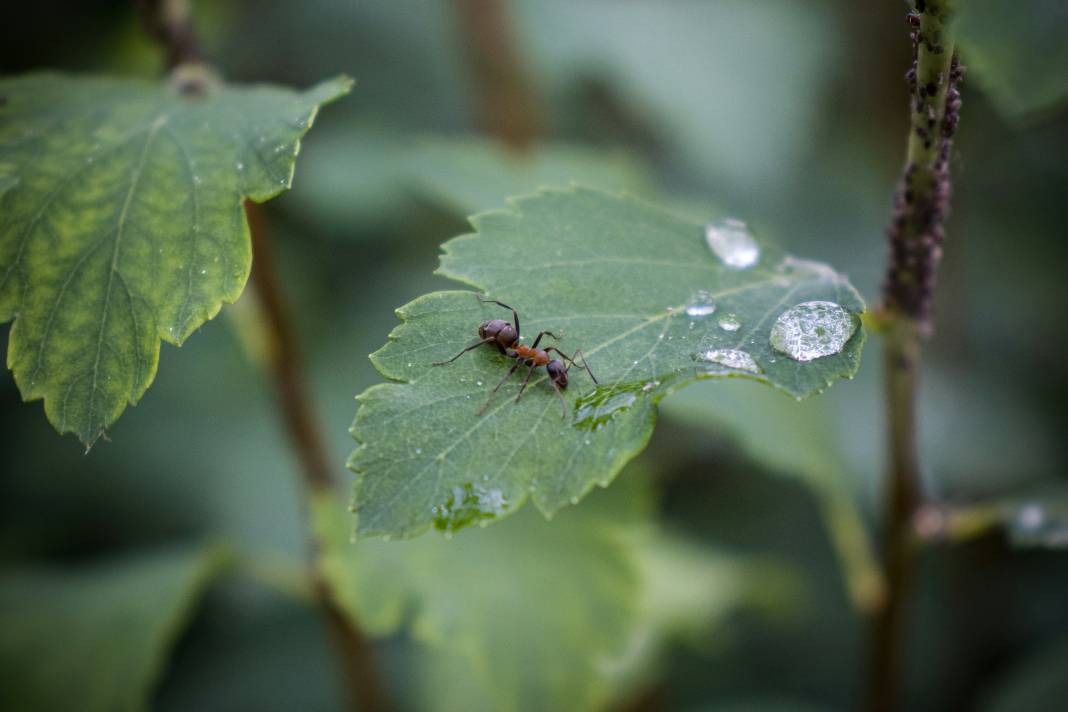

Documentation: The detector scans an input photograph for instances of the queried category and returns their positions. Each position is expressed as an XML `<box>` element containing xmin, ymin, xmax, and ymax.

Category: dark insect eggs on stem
<box><xmin>432</xmin><ymin>295</ymin><xmax>598</xmax><ymax>416</ymax></box>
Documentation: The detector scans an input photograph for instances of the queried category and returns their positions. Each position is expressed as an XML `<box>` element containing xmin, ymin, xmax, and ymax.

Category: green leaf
<box><xmin>403</xmin><ymin>137</ymin><xmax>650</xmax><ymax>217</ymax></box>
<box><xmin>0</xmin><ymin>72</ymin><xmax>351</xmax><ymax>445</ymax></box>
<box><xmin>0</xmin><ymin>544</ymin><xmax>229</xmax><ymax>712</ymax></box>
<box><xmin>315</xmin><ymin>469</ymin><xmax>762</xmax><ymax>712</ymax></box>
<box><xmin>956</xmin><ymin>0</ymin><xmax>1068</xmax><ymax>120</ymax></box>
<box><xmin>349</xmin><ymin>188</ymin><xmax>865</xmax><ymax>538</ymax></box>
<box><xmin>314</xmin><ymin>476</ymin><xmax>645</xmax><ymax>712</ymax></box>
<box><xmin>289</xmin><ymin>131</ymin><xmax>651</xmax><ymax>230</ymax></box>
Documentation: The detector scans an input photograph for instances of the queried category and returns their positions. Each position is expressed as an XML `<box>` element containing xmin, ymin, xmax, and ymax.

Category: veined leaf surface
<box><xmin>350</xmin><ymin>188</ymin><xmax>865</xmax><ymax>538</ymax></box>
<box><xmin>0</xmin><ymin>72</ymin><xmax>351</xmax><ymax>445</ymax></box>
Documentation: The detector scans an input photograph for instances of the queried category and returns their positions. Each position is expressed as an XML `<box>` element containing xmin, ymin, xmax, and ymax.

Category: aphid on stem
<box><xmin>432</xmin><ymin>296</ymin><xmax>598</xmax><ymax>416</ymax></box>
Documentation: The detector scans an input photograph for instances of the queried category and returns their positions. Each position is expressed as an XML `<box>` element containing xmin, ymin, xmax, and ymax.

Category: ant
<box><xmin>432</xmin><ymin>296</ymin><xmax>598</xmax><ymax>416</ymax></box>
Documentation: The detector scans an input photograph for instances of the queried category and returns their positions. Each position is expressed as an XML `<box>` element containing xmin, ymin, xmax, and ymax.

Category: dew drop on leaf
<box><xmin>695</xmin><ymin>348</ymin><xmax>761</xmax><ymax>373</ymax></box>
<box><xmin>705</xmin><ymin>218</ymin><xmax>759</xmax><ymax>269</ymax></box>
<box><xmin>717</xmin><ymin>314</ymin><xmax>741</xmax><ymax>332</ymax></box>
<box><xmin>769</xmin><ymin>300</ymin><xmax>858</xmax><ymax>362</ymax></box>
<box><xmin>684</xmin><ymin>289</ymin><xmax>716</xmax><ymax>317</ymax></box>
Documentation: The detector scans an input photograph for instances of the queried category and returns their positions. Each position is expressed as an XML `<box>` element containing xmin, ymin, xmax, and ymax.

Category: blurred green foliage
<box><xmin>1</xmin><ymin>1</ymin><xmax>1067</xmax><ymax>711</ymax></box>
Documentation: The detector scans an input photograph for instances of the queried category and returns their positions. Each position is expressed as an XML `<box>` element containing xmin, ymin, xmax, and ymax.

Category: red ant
<box><xmin>432</xmin><ymin>296</ymin><xmax>598</xmax><ymax>416</ymax></box>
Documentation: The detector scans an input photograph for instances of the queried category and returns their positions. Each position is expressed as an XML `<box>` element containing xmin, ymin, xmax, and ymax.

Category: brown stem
<box><xmin>450</xmin><ymin>0</ymin><xmax>544</xmax><ymax>149</ymax></box>
<box><xmin>866</xmin><ymin>321</ymin><xmax>921</xmax><ymax>712</ymax></box>
<box><xmin>135</xmin><ymin>0</ymin><xmax>203</xmax><ymax>69</ymax></box>
<box><xmin>868</xmin><ymin>2</ymin><xmax>963</xmax><ymax>710</ymax></box>
<box><xmin>247</xmin><ymin>203</ymin><xmax>391</xmax><ymax>712</ymax></box>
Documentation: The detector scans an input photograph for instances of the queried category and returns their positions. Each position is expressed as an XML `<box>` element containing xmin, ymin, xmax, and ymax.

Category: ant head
<box><xmin>547</xmin><ymin>359</ymin><xmax>568</xmax><ymax>388</ymax></box>
<box><xmin>480</xmin><ymin>319</ymin><xmax>518</xmax><ymax>347</ymax></box>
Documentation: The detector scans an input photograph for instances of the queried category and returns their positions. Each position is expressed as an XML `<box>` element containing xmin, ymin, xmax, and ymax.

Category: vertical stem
<box><xmin>135</xmin><ymin>0</ymin><xmax>202</xmax><ymax>69</ymax></box>
<box><xmin>869</xmin><ymin>2</ymin><xmax>963</xmax><ymax>710</ymax></box>
<box><xmin>246</xmin><ymin>204</ymin><xmax>390</xmax><ymax>712</ymax></box>
<box><xmin>867</xmin><ymin>321</ymin><xmax>921</xmax><ymax>712</ymax></box>
<box><xmin>450</xmin><ymin>0</ymin><xmax>544</xmax><ymax>149</ymax></box>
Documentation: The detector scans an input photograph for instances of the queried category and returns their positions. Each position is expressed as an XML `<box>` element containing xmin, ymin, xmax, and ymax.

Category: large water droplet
<box><xmin>718</xmin><ymin>314</ymin><xmax>741</xmax><ymax>332</ymax></box>
<box><xmin>696</xmin><ymin>348</ymin><xmax>761</xmax><ymax>373</ymax></box>
<box><xmin>705</xmin><ymin>218</ymin><xmax>759</xmax><ymax>269</ymax></box>
<box><xmin>433</xmin><ymin>482</ymin><xmax>508</xmax><ymax>533</ymax></box>
<box><xmin>769</xmin><ymin>301</ymin><xmax>858</xmax><ymax>362</ymax></box>
<box><xmin>685</xmin><ymin>289</ymin><xmax>716</xmax><ymax>317</ymax></box>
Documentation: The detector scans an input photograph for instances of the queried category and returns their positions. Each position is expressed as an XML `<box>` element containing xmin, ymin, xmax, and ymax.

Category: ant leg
<box><xmin>530</xmin><ymin>330</ymin><xmax>563</xmax><ymax>348</ymax></box>
<box><xmin>570</xmin><ymin>349</ymin><xmax>599</xmax><ymax>384</ymax></box>
<box><xmin>546</xmin><ymin>347</ymin><xmax>599</xmax><ymax>384</ymax></box>
<box><xmin>514</xmin><ymin>362</ymin><xmax>538</xmax><ymax>402</ymax></box>
<box><xmin>432</xmin><ymin>337</ymin><xmax>494</xmax><ymax>366</ymax></box>
<box><xmin>477</xmin><ymin>296</ymin><xmax>520</xmax><ymax>339</ymax></box>
<box><xmin>550</xmin><ymin>379</ymin><xmax>568</xmax><ymax>417</ymax></box>
<box><xmin>477</xmin><ymin>361</ymin><xmax>520</xmax><ymax>415</ymax></box>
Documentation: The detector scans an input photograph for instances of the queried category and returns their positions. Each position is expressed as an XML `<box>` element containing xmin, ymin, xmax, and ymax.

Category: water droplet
<box><xmin>696</xmin><ymin>349</ymin><xmax>761</xmax><ymax>373</ymax></box>
<box><xmin>1018</xmin><ymin>504</ymin><xmax>1045</xmax><ymax>530</ymax></box>
<box><xmin>475</xmin><ymin>380</ymin><xmax>483</xmax><ymax>386</ymax></box>
<box><xmin>573</xmin><ymin>386</ymin><xmax>640</xmax><ymax>431</ymax></box>
<box><xmin>235</xmin><ymin>161</ymin><xmax>245</xmax><ymax>171</ymax></box>
<box><xmin>769</xmin><ymin>301</ymin><xmax>858</xmax><ymax>362</ymax></box>
<box><xmin>570</xmin><ymin>496</ymin><xmax>580</xmax><ymax>505</ymax></box>
<box><xmin>778</xmin><ymin>256</ymin><xmax>842</xmax><ymax>283</ymax></box>
<box><xmin>641</xmin><ymin>380</ymin><xmax>660</xmax><ymax>392</ymax></box>
<box><xmin>193</xmin><ymin>175</ymin><xmax>202</xmax><ymax>185</ymax></box>
<box><xmin>433</xmin><ymin>483</ymin><xmax>508</xmax><ymax>533</ymax></box>
<box><xmin>415</xmin><ymin>448</ymin><xmax>422</xmax><ymax>455</ymax></box>
<box><xmin>583</xmin><ymin>438</ymin><xmax>591</xmax><ymax>445</ymax></box>
<box><xmin>199</xmin><ymin>269</ymin><xmax>207</xmax><ymax>275</ymax></box>
<box><xmin>684</xmin><ymin>289</ymin><xmax>717</xmax><ymax>317</ymax></box>
<box><xmin>705</xmin><ymin>218</ymin><xmax>759</xmax><ymax>269</ymax></box>
<box><xmin>407</xmin><ymin>362</ymin><xmax>412</xmax><ymax>368</ymax></box>
<box><xmin>718</xmin><ymin>314</ymin><xmax>741</xmax><ymax>332</ymax></box>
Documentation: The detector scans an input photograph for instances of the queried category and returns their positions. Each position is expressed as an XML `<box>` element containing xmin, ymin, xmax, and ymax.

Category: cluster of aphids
<box><xmin>432</xmin><ymin>296</ymin><xmax>597</xmax><ymax>416</ymax></box>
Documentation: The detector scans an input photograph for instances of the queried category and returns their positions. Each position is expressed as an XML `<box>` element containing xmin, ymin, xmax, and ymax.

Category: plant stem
<box><xmin>868</xmin><ymin>2</ymin><xmax>963</xmax><ymax>710</ymax></box>
<box><xmin>135</xmin><ymin>0</ymin><xmax>202</xmax><ymax>69</ymax></box>
<box><xmin>450</xmin><ymin>0</ymin><xmax>544</xmax><ymax>149</ymax></box>
<box><xmin>246</xmin><ymin>203</ymin><xmax>391</xmax><ymax>712</ymax></box>
<box><xmin>867</xmin><ymin>320</ymin><xmax>921</xmax><ymax>712</ymax></box>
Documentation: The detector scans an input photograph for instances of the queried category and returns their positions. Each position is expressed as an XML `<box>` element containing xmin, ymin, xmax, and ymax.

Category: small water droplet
<box><xmin>432</xmin><ymin>483</ymin><xmax>507</xmax><ymax>533</ymax></box>
<box><xmin>705</xmin><ymin>218</ymin><xmax>759</xmax><ymax>269</ymax></box>
<box><xmin>475</xmin><ymin>380</ymin><xmax>483</xmax><ymax>386</ymax></box>
<box><xmin>583</xmin><ymin>438</ymin><xmax>591</xmax><ymax>445</ymax></box>
<box><xmin>717</xmin><ymin>314</ymin><xmax>741</xmax><ymax>332</ymax></box>
<box><xmin>769</xmin><ymin>301</ymin><xmax>858</xmax><ymax>362</ymax></box>
<box><xmin>407</xmin><ymin>362</ymin><xmax>412</xmax><ymax>367</ymax></box>
<box><xmin>570</xmin><ymin>496</ymin><xmax>580</xmax><ymax>505</ymax></box>
<box><xmin>684</xmin><ymin>289</ymin><xmax>717</xmax><ymax>317</ymax></box>
<box><xmin>696</xmin><ymin>349</ymin><xmax>761</xmax><ymax>373</ymax></box>
<box><xmin>1018</xmin><ymin>504</ymin><xmax>1045</xmax><ymax>530</ymax></box>
<box><xmin>235</xmin><ymin>161</ymin><xmax>245</xmax><ymax>171</ymax></box>
<box><xmin>199</xmin><ymin>269</ymin><xmax>207</xmax><ymax>275</ymax></box>
<box><xmin>415</xmin><ymin>448</ymin><xmax>422</xmax><ymax>455</ymax></box>
<box><xmin>193</xmin><ymin>175</ymin><xmax>202</xmax><ymax>185</ymax></box>
<box><xmin>641</xmin><ymin>380</ymin><xmax>660</xmax><ymax>392</ymax></box>
<box><xmin>573</xmin><ymin>386</ymin><xmax>640</xmax><ymax>431</ymax></box>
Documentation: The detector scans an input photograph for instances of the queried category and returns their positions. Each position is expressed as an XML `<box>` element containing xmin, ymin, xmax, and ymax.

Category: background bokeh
<box><xmin>2</xmin><ymin>1</ymin><xmax>1067</xmax><ymax>710</ymax></box>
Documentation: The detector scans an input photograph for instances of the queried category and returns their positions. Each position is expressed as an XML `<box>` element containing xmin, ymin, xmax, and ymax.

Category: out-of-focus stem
<box><xmin>246</xmin><ymin>204</ymin><xmax>391</xmax><ymax>712</ymax></box>
<box><xmin>450</xmin><ymin>0</ymin><xmax>544</xmax><ymax>149</ymax></box>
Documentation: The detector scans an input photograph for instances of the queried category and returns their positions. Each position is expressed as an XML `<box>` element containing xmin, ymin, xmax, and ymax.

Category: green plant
<box><xmin>3</xmin><ymin>1</ymin><xmax>1067</xmax><ymax>711</ymax></box>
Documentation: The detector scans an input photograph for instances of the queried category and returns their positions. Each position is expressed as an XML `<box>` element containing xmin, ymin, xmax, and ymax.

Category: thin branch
<box><xmin>450</xmin><ymin>0</ymin><xmax>544</xmax><ymax>149</ymax></box>
<box><xmin>867</xmin><ymin>2</ymin><xmax>964</xmax><ymax>710</ymax></box>
<box><xmin>247</xmin><ymin>203</ymin><xmax>391</xmax><ymax>712</ymax></box>
<box><xmin>135</xmin><ymin>0</ymin><xmax>203</xmax><ymax>70</ymax></box>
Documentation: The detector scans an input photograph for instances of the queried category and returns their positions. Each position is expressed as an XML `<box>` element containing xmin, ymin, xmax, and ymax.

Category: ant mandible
<box><xmin>432</xmin><ymin>296</ymin><xmax>598</xmax><ymax>416</ymax></box>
